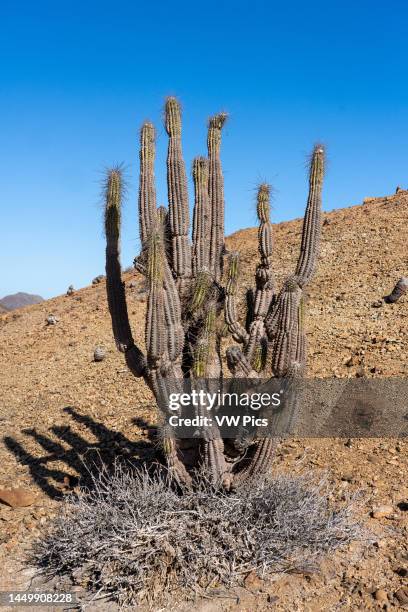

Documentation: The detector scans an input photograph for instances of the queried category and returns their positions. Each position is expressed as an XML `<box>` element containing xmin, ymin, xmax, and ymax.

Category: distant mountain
<box><xmin>0</xmin><ymin>292</ymin><xmax>44</xmax><ymax>311</ymax></box>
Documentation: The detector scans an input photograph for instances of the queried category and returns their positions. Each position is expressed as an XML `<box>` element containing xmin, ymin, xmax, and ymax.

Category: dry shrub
<box><xmin>32</xmin><ymin>459</ymin><xmax>365</xmax><ymax>608</ymax></box>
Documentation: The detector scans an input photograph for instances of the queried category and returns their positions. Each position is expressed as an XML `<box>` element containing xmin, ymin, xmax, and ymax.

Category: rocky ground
<box><xmin>0</xmin><ymin>191</ymin><xmax>407</xmax><ymax>610</ymax></box>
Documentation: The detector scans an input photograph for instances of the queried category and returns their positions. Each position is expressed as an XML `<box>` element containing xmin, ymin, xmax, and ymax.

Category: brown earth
<box><xmin>0</xmin><ymin>191</ymin><xmax>407</xmax><ymax>610</ymax></box>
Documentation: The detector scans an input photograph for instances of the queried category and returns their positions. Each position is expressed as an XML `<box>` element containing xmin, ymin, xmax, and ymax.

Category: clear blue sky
<box><xmin>1</xmin><ymin>0</ymin><xmax>407</xmax><ymax>298</ymax></box>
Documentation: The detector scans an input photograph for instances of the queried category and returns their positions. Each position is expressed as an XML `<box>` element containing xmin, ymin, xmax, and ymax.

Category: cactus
<box><xmin>104</xmin><ymin>99</ymin><xmax>325</xmax><ymax>488</ymax></box>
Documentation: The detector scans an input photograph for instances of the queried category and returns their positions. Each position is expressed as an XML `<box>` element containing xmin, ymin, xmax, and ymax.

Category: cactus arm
<box><xmin>192</xmin><ymin>301</ymin><xmax>219</xmax><ymax>378</ymax></box>
<box><xmin>244</xmin><ymin>184</ymin><xmax>274</xmax><ymax>369</ymax></box>
<box><xmin>104</xmin><ymin>167</ymin><xmax>146</xmax><ymax>377</ymax></box>
<box><xmin>225</xmin><ymin>252</ymin><xmax>249</xmax><ymax>343</ymax></box>
<box><xmin>265</xmin><ymin>277</ymin><xmax>302</xmax><ymax>377</ymax></box>
<box><xmin>294</xmin><ymin>145</ymin><xmax>325</xmax><ymax>287</ymax></box>
<box><xmin>164</xmin><ymin>97</ymin><xmax>191</xmax><ymax>292</ymax></box>
<box><xmin>207</xmin><ymin>113</ymin><xmax>228</xmax><ymax>282</ymax></box>
<box><xmin>226</xmin><ymin>346</ymin><xmax>259</xmax><ymax>378</ymax></box>
<box><xmin>202</xmin><ymin>436</ymin><xmax>231</xmax><ymax>488</ymax></box>
<box><xmin>294</xmin><ymin>296</ymin><xmax>307</xmax><ymax>374</ymax></box>
<box><xmin>192</xmin><ymin>157</ymin><xmax>210</xmax><ymax>277</ymax></box>
<box><xmin>138</xmin><ymin>122</ymin><xmax>157</xmax><ymax>246</ymax></box>
<box><xmin>145</xmin><ymin>214</ymin><xmax>184</xmax><ymax>369</ymax></box>
<box><xmin>244</xmin><ymin>319</ymin><xmax>267</xmax><ymax>372</ymax></box>
<box><xmin>145</xmin><ymin>227</ymin><xmax>167</xmax><ymax>369</ymax></box>
<box><xmin>144</xmin><ymin>220</ymin><xmax>189</xmax><ymax>483</ymax></box>
<box><xmin>232</xmin><ymin>438</ymin><xmax>277</xmax><ymax>486</ymax></box>
<box><xmin>158</xmin><ymin>203</ymin><xmax>184</xmax><ymax>363</ymax></box>
<box><xmin>253</xmin><ymin>184</ymin><xmax>274</xmax><ymax>318</ymax></box>
<box><xmin>163</xmin><ymin>263</ymin><xmax>184</xmax><ymax>363</ymax></box>
<box><xmin>163</xmin><ymin>433</ymin><xmax>193</xmax><ymax>486</ymax></box>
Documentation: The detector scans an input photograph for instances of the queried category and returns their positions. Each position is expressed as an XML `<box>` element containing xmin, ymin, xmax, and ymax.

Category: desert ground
<box><xmin>0</xmin><ymin>190</ymin><xmax>407</xmax><ymax>610</ymax></box>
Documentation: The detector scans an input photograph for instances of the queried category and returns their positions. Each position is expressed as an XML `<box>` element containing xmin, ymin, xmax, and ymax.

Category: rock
<box><xmin>0</xmin><ymin>488</ymin><xmax>37</xmax><ymax>508</ymax></box>
<box><xmin>395</xmin><ymin>588</ymin><xmax>408</xmax><ymax>605</ymax></box>
<box><xmin>92</xmin><ymin>275</ymin><xmax>105</xmax><ymax>285</ymax></box>
<box><xmin>94</xmin><ymin>346</ymin><xmax>106</xmax><ymax>362</ymax></box>
<box><xmin>384</xmin><ymin>277</ymin><xmax>408</xmax><ymax>304</ymax></box>
<box><xmin>374</xmin><ymin>589</ymin><xmax>388</xmax><ymax>603</ymax></box>
<box><xmin>128</xmin><ymin>281</ymin><xmax>137</xmax><ymax>288</ymax></box>
<box><xmin>46</xmin><ymin>314</ymin><xmax>58</xmax><ymax>325</ymax></box>
<box><xmin>372</xmin><ymin>505</ymin><xmax>394</xmax><ymax>519</ymax></box>
<box><xmin>344</xmin><ymin>356</ymin><xmax>355</xmax><ymax>367</ymax></box>
<box><xmin>371</xmin><ymin>300</ymin><xmax>383</xmax><ymax>308</ymax></box>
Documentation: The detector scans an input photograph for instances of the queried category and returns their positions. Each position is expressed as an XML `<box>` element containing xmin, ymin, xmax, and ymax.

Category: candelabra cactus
<box><xmin>104</xmin><ymin>97</ymin><xmax>325</xmax><ymax>488</ymax></box>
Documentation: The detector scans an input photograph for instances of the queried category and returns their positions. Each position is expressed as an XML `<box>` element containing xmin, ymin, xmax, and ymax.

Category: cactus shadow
<box><xmin>131</xmin><ymin>416</ymin><xmax>158</xmax><ymax>442</ymax></box>
<box><xmin>3</xmin><ymin>406</ymin><xmax>158</xmax><ymax>500</ymax></box>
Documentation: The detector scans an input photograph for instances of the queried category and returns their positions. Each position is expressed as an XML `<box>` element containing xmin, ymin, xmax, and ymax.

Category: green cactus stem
<box><xmin>192</xmin><ymin>156</ymin><xmax>210</xmax><ymax>276</ymax></box>
<box><xmin>165</xmin><ymin>97</ymin><xmax>191</xmax><ymax>290</ymax></box>
<box><xmin>208</xmin><ymin>113</ymin><xmax>228</xmax><ymax>282</ymax></box>
<box><xmin>294</xmin><ymin>145</ymin><xmax>325</xmax><ymax>287</ymax></box>
<box><xmin>104</xmin><ymin>167</ymin><xmax>146</xmax><ymax>377</ymax></box>
<box><xmin>138</xmin><ymin>122</ymin><xmax>157</xmax><ymax>245</ymax></box>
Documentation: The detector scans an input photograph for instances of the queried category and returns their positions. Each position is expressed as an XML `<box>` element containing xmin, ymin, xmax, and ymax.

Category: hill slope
<box><xmin>0</xmin><ymin>292</ymin><xmax>44</xmax><ymax>311</ymax></box>
<box><xmin>0</xmin><ymin>191</ymin><xmax>407</xmax><ymax>609</ymax></box>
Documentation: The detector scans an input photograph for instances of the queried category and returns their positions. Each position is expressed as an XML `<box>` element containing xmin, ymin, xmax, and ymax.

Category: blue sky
<box><xmin>1</xmin><ymin>0</ymin><xmax>407</xmax><ymax>298</ymax></box>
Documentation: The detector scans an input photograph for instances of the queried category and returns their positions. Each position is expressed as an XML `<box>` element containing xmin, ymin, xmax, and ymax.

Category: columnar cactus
<box><xmin>104</xmin><ymin>98</ymin><xmax>325</xmax><ymax>488</ymax></box>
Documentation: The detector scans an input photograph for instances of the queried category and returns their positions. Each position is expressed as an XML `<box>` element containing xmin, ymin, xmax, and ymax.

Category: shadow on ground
<box><xmin>3</xmin><ymin>407</ymin><xmax>159</xmax><ymax>499</ymax></box>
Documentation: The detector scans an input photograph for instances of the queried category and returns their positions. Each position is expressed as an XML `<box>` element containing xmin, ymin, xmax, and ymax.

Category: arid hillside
<box><xmin>0</xmin><ymin>191</ymin><xmax>407</xmax><ymax>610</ymax></box>
<box><xmin>0</xmin><ymin>292</ymin><xmax>44</xmax><ymax>311</ymax></box>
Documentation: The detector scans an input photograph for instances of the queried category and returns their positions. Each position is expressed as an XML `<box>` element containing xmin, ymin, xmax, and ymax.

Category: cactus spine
<box><xmin>104</xmin><ymin>100</ymin><xmax>325</xmax><ymax>488</ymax></box>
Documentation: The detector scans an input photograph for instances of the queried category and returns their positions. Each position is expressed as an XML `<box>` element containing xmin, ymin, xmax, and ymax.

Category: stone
<box><xmin>92</xmin><ymin>274</ymin><xmax>105</xmax><ymax>285</ymax></box>
<box><xmin>374</xmin><ymin>589</ymin><xmax>388</xmax><ymax>603</ymax></box>
<box><xmin>395</xmin><ymin>588</ymin><xmax>408</xmax><ymax>605</ymax></box>
<box><xmin>46</xmin><ymin>314</ymin><xmax>58</xmax><ymax>325</ymax></box>
<box><xmin>94</xmin><ymin>346</ymin><xmax>106</xmax><ymax>362</ymax></box>
<box><xmin>372</xmin><ymin>505</ymin><xmax>394</xmax><ymax>519</ymax></box>
<box><xmin>0</xmin><ymin>488</ymin><xmax>37</xmax><ymax>508</ymax></box>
